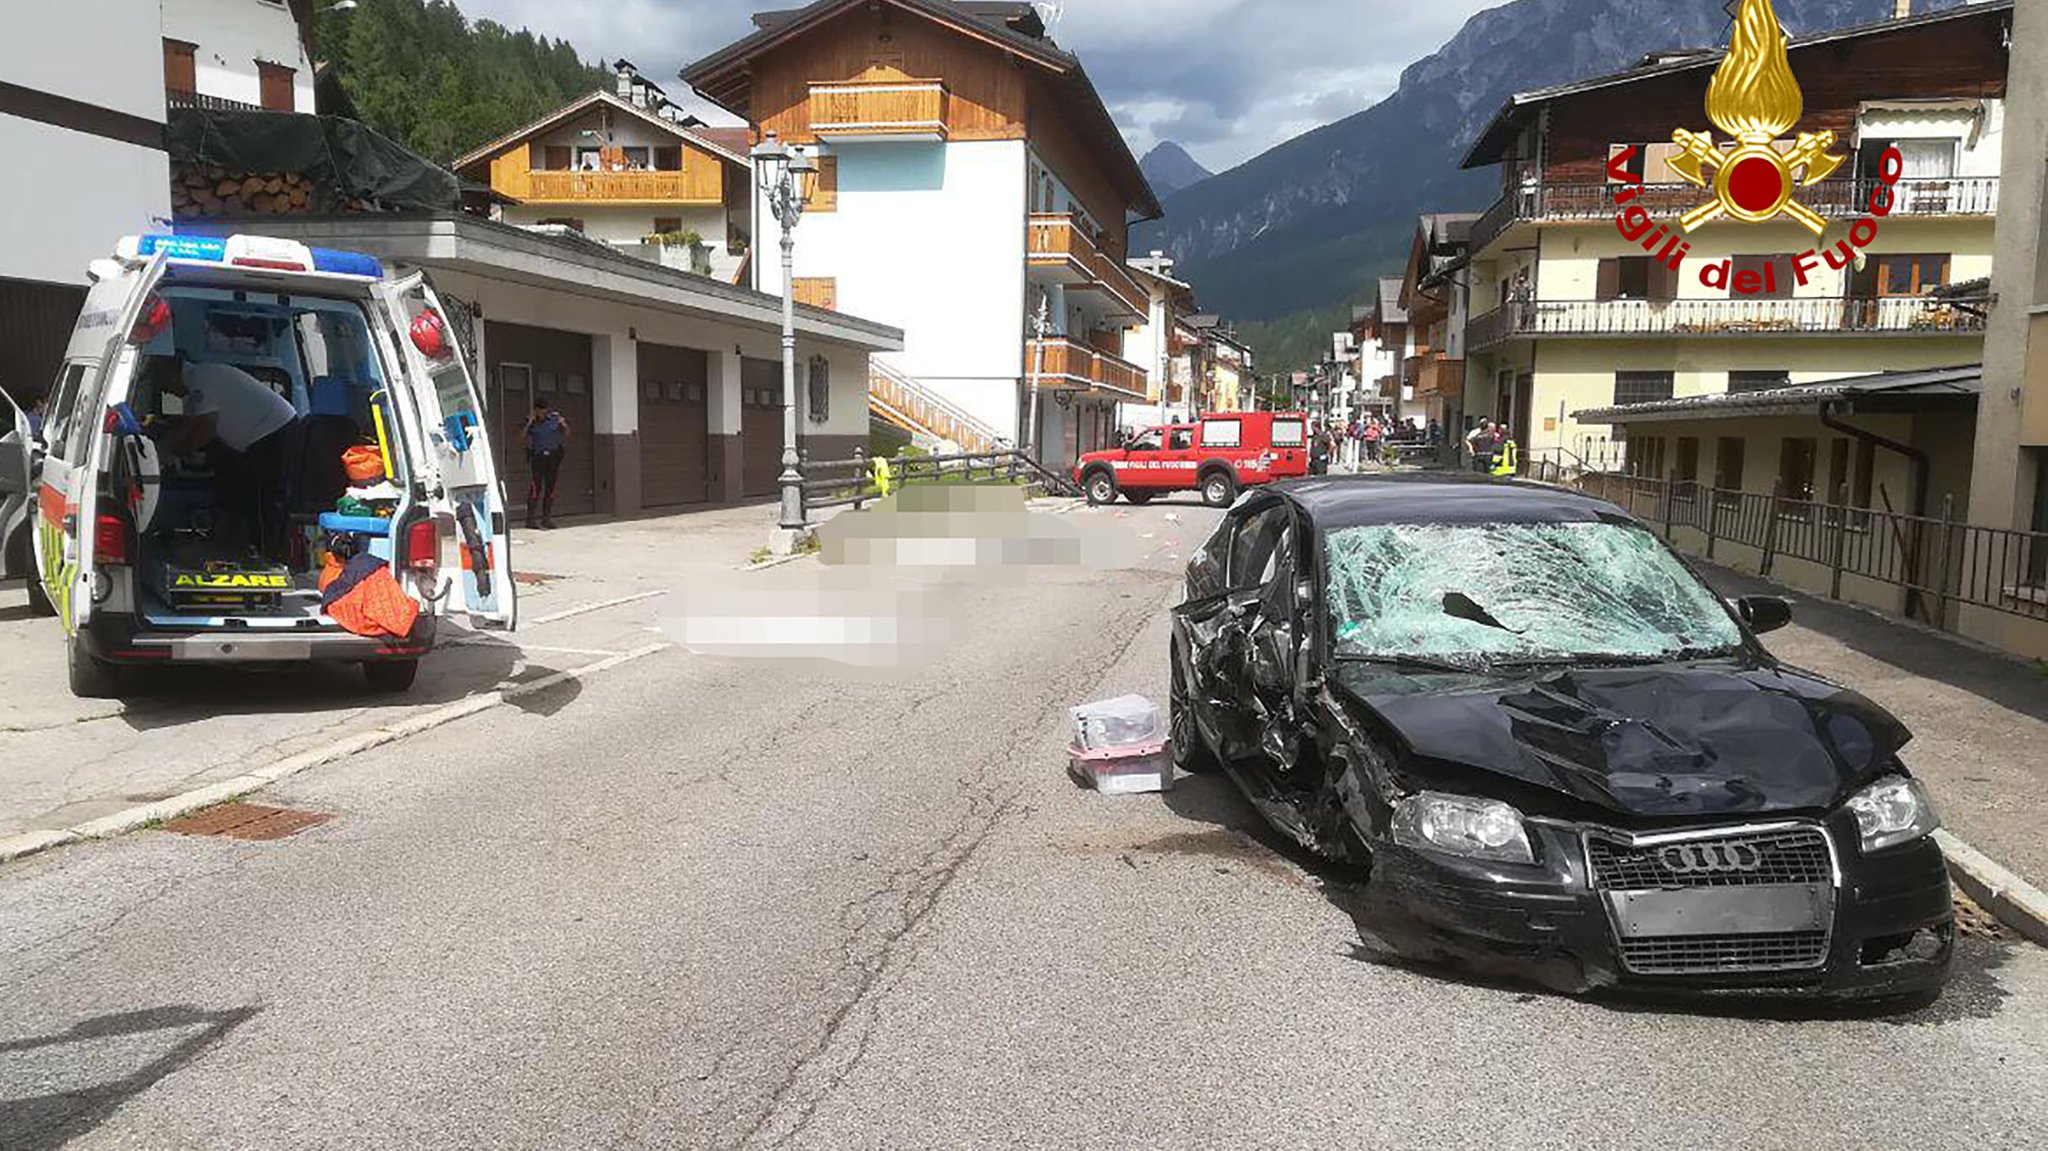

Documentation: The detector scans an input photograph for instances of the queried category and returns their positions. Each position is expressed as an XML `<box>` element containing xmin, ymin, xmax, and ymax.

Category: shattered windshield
<box><xmin>1324</xmin><ymin>521</ymin><xmax>1743</xmax><ymax>666</ymax></box>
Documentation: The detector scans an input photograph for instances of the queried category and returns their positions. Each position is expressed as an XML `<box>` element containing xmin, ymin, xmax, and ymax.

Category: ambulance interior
<box><xmin>120</xmin><ymin>286</ymin><xmax>414</xmax><ymax>623</ymax></box>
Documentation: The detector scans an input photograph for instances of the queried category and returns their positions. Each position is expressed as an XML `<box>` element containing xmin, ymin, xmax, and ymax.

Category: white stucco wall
<box><xmin>758</xmin><ymin>139</ymin><xmax>1028</xmax><ymax>438</ymax></box>
<box><xmin>0</xmin><ymin>0</ymin><xmax>169</xmax><ymax>285</ymax></box>
<box><xmin>420</xmin><ymin>269</ymin><xmax>873</xmax><ymax>443</ymax></box>
<box><xmin>162</xmin><ymin>0</ymin><xmax>314</xmax><ymax>111</ymax></box>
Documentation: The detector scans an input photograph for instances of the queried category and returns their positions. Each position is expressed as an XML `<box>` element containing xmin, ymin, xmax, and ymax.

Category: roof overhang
<box><xmin>452</xmin><ymin>90</ymin><xmax>749</xmax><ymax>175</ymax></box>
<box><xmin>180</xmin><ymin>214</ymin><xmax>902</xmax><ymax>352</ymax></box>
<box><xmin>680</xmin><ymin>0</ymin><xmax>1159</xmax><ymax>219</ymax></box>
<box><xmin>1573</xmin><ymin>366</ymin><xmax>1981</xmax><ymax>424</ymax></box>
<box><xmin>1461</xmin><ymin>0</ymin><xmax>2014</xmax><ymax>170</ymax></box>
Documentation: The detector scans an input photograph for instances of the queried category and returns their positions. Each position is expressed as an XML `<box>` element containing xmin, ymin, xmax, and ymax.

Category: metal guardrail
<box><xmin>1577</xmin><ymin>472</ymin><xmax>2048</xmax><ymax>625</ymax></box>
<box><xmin>800</xmin><ymin>449</ymin><xmax>1081</xmax><ymax>513</ymax></box>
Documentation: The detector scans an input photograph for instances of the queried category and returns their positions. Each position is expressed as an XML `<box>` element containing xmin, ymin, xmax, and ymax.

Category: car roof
<box><xmin>1263</xmin><ymin>473</ymin><xmax>1633</xmax><ymax>529</ymax></box>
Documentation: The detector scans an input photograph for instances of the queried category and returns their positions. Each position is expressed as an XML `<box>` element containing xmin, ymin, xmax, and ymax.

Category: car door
<box><xmin>1161</xmin><ymin>426</ymin><xmax>1199</xmax><ymax>490</ymax></box>
<box><xmin>1118</xmin><ymin>427</ymin><xmax>1166</xmax><ymax>490</ymax></box>
<box><xmin>1178</xmin><ymin>496</ymin><xmax>1295</xmax><ymax>763</ymax></box>
<box><xmin>375</xmin><ymin>273</ymin><xmax>516</xmax><ymax>630</ymax></box>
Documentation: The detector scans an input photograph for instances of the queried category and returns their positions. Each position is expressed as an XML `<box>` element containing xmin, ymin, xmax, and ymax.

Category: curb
<box><xmin>0</xmin><ymin>642</ymin><xmax>672</xmax><ymax>867</ymax></box>
<box><xmin>1936</xmin><ymin>829</ymin><xmax>2048</xmax><ymax>947</ymax></box>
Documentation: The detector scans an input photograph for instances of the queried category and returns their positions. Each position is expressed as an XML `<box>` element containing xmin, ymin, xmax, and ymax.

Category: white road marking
<box><xmin>0</xmin><ymin>642</ymin><xmax>673</xmax><ymax>866</ymax></box>
<box><xmin>524</xmin><ymin>589</ymin><xmax>668</xmax><ymax>626</ymax></box>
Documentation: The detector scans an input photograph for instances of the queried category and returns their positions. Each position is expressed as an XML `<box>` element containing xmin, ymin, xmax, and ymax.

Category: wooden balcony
<box><xmin>1466</xmin><ymin>295</ymin><xmax>1989</xmax><ymax>351</ymax></box>
<box><xmin>808</xmin><ymin>80</ymin><xmax>949</xmax><ymax>141</ymax></box>
<box><xmin>1469</xmin><ymin>177</ymin><xmax>2001</xmax><ymax>254</ymax></box>
<box><xmin>521</xmin><ymin>168</ymin><xmax>720</xmax><ymax>205</ymax></box>
<box><xmin>1027</xmin><ymin>213</ymin><xmax>1146</xmax><ymax>321</ymax></box>
<box><xmin>1413</xmin><ymin>355</ymin><xmax>1465</xmax><ymax>399</ymax></box>
<box><xmin>1027</xmin><ymin>337</ymin><xmax>1149</xmax><ymax>401</ymax></box>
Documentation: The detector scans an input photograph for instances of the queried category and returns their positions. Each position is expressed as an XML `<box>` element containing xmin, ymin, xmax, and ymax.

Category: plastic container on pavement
<box><xmin>1067</xmin><ymin>696</ymin><xmax>1173</xmax><ymax>794</ymax></box>
<box><xmin>1068</xmin><ymin>694</ymin><xmax>1166</xmax><ymax>752</ymax></box>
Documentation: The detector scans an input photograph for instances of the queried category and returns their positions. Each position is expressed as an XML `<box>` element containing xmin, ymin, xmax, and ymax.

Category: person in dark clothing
<box><xmin>522</xmin><ymin>399</ymin><xmax>569</xmax><ymax>529</ymax></box>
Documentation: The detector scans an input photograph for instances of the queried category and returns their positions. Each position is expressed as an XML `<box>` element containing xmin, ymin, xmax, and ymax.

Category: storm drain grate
<box><xmin>160</xmin><ymin>802</ymin><xmax>333</xmax><ymax>841</ymax></box>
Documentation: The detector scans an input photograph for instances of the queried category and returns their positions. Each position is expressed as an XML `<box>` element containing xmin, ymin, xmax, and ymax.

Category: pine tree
<box><xmin>317</xmin><ymin>0</ymin><xmax>612</xmax><ymax>163</ymax></box>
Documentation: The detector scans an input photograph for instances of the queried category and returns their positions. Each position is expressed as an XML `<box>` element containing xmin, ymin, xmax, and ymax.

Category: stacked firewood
<box><xmin>168</xmin><ymin>164</ymin><xmax>380</xmax><ymax>218</ymax></box>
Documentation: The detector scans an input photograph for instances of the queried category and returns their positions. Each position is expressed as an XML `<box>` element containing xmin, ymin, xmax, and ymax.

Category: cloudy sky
<box><xmin>455</xmin><ymin>0</ymin><xmax>1506</xmax><ymax>172</ymax></box>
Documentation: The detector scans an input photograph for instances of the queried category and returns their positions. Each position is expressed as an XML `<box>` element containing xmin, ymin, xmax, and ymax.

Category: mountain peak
<box><xmin>1135</xmin><ymin>0</ymin><xmax>1955</xmax><ymax>323</ymax></box>
<box><xmin>1140</xmin><ymin>141</ymin><xmax>1213</xmax><ymax>197</ymax></box>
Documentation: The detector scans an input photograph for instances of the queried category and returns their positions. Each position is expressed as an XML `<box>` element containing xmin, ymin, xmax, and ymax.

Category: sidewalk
<box><xmin>0</xmin><ymin>501</ymin><xmax>785</xmax><ymax>850</ymax></box>
<box><xmin>1703</xmin><ymin>561</ymin><xmax>2048</xmax><ymax>921</ymax></box>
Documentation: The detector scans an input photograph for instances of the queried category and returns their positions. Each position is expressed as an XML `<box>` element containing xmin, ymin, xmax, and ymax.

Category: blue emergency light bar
<box><xmin>132</xmin><ymin>234</ymin><xmax>385</xmax><ymax>279</ymax></box>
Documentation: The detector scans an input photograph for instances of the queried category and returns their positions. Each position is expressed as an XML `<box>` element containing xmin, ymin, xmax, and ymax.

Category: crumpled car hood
<box><xmin>1336</xmin><ymin>661</ymin><xmax>1910</xmax><ymax>816</ymax></box>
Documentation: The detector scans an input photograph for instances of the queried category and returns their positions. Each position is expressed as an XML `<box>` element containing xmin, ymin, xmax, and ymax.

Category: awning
<box><xmin>1573</xmin><ymin>365</ymin><xmax>1981</xmax><ymax>424</ymax></box>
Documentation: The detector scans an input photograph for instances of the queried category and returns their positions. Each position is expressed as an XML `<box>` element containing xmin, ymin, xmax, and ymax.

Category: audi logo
<box><xmin>1658</xmin><ymin>842</ymin><xmax>1765</xmax><ymax>874</ymax></box>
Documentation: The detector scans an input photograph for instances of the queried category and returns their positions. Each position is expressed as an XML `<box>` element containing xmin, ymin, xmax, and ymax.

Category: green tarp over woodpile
<box><xmin>167</xmin><ymin>109</ymin><xmax>461</xmax><ymax>214</ymax></box>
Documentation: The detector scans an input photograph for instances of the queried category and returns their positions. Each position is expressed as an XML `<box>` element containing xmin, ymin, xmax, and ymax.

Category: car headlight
<box><xmin>1390</xmin><ymin>791</ymin><xmax>1534</xmax><ymax>864</ymax></box>
<box><xmin>1845</xmin><ymin>776</ymin><xmax>1939</xmax><ymax>853</ymax></box>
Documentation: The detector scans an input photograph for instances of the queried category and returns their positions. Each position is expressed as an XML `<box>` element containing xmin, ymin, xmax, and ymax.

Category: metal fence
<box><xmin>1576</xmin><ymin>472</ymin><xmax>2048</xmax><ymax>625</ymax></box>
<box><xmin>800</xmin><ymin>449</ymin><xmax>1081</xmax><ymax>512</ymax></box>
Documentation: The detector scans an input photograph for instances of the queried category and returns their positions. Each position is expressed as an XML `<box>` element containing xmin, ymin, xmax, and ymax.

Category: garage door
<box><xmin>741</xmin><ymin>357</ymin><xmax>784</xmax><ymax>497</ymax></box>
<box><xmin>484</xmin><ymin>321</ymin><xmax>595</xmax><ymax>517</ymax></box>
<box><xmin>638</xmin><ymin>343</ymin><xmax>710</xmax><ymax>507</ymax></box>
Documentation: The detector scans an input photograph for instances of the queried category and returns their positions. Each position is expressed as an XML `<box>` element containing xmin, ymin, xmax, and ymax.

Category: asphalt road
<box><xmin>2</xmin><ymin>497</ymin><xmax>2045</xmax><ymax>1150</ymax></box>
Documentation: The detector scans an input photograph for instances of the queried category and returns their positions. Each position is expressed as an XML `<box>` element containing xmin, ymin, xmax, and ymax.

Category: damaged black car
<box><xmin>1169</xmin><ymin>474</ymin><xmax>1952</xmax><ymax>1000</ymax></box>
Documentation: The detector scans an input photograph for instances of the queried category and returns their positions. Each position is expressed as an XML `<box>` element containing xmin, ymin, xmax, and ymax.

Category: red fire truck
<box><xmin>1074</xmin><ymin>411</ymin><xmax>1311</xmax><ymax>508</ymax></box>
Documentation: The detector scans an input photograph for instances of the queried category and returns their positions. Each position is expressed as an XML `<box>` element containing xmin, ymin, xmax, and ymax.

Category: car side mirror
<box><xmin>1737</xmin><ymin>595</ymin><xmax>1792</xmax><ymax>634</ymax></box>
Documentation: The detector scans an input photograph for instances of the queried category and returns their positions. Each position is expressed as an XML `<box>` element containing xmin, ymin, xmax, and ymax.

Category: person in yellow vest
<box><xmin>1490</xmin><ymin>438</ymin><xmax>1519</xmax><ymax>478</ymax></box>
<box><xmin>870</xmin><ymin>452</ymin><xmax>896</xmax><ymax>498</ymax></box>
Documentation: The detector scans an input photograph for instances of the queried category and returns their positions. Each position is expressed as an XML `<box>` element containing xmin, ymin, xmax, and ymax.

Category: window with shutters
<box><xmin>1613</xmin><ymin>371</ymin><xmax>1673</xmax><ymax>406</ymax></box>
<box><xmin>257</xmin><ymin>62</ymin><xmax>295</xmax><ymax>112</ymax></box>
<box><xmin>1728</xmin><ymin>369</ymin><xmax>1789</xmax><ymax>393</ymax></box>
<box><xmin>1597</xmin><ymin>256</ymin><xmax>1675</xmax><ymax>301</ymax></box>
<box><xmin>542</xmin><ymin>145</ymin><xmax>572</xmax><ymax>171</ymax></box>
<box><xmin>810</xmin><ymin>156</ymin><xmax>839</xmax><ymax>212</ymax></box>
<box><xmin>793</xmin><ymin>277</ymin><xmax>837</xmax><ymax>311</ymax></box>
<box><xmin>1729</xmin><ymin>254</ymin><xmax>1791</xmax><ymax>298</ymax></box>
<box><xmin>163</xmin><ymin>40</ymin><xmax>197</xmax><ymax>98</ymax></box>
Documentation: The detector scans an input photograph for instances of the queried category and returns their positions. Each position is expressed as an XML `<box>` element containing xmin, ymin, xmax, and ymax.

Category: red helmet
<box><xmin>410</xmin><ymin>309</ymin><xmax>451</xmax><ymax>360</ymax></box>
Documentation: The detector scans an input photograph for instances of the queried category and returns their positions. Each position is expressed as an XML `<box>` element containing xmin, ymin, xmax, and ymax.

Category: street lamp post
<box><xmin>752</xmin><ymin>131</ymin><xmax>818</xmax><ymax>536</ymax></box>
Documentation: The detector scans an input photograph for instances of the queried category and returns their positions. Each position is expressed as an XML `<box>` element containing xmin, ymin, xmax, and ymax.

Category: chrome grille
<box><xmin>1587</xmin><ymin>826</ymin><xmax>1832</xmax><ymax>890</ymax></box>
<box><xmin>1618</xmin><ymin>931</ymin><xmax>1830</xmax><ymax>974</ymax></box>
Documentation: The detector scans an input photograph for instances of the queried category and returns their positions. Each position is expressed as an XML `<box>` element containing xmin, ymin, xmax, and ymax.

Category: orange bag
<box><xmin>342</xmin><ymin>444</ymin><xmax>386</xmax><ymax>483</ymax></box>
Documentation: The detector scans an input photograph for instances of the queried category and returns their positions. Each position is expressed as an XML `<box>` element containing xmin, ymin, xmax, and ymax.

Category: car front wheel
<box><xmin>1200</xmin><ymin>472</ymin><xmax>1237</xmax><ymax>508</ymax></box>
<box><xmin>1170</xmin><ymin>644</ymin><xmax>1221</xmax><ymax>775</ymax></box>
<box><xmin>1083</xmin><ymin>470</ymin><xmax>1117</xmax><ymax>506</ymax></box>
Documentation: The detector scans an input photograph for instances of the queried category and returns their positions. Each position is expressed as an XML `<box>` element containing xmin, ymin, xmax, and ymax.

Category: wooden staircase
<box><xmin>867</xmin><ymin>360</ymin><xmax>1005</xmax><ymax>454</ymax></box>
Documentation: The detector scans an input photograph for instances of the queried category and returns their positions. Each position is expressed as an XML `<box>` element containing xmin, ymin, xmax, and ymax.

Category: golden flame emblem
<box><xmin>1667</xmin><ymin>0</ymin><xmax>1843</xmax><ymax>235</ymax></box>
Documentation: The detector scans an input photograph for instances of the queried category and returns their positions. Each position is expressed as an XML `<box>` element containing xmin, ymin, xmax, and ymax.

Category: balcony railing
<box><xmin>1468</xmin><ymin>176</ymin><xmax>2001</xmax><ymax>254</ymax></box>
<box><xmin>166</xmin><ymin>88</ymin><xmax>261</xmax><ymax>113</ymax></box>
<box><xmin>1027</xmin><ymin>213</ymin><xmax>1147</xmax><ymax>320</ymax></box>
<box><xmin>1027</xmin><ymin>337</ymin><xmax>1149</xmax><ymax>400</ymax></box>
<box><xmin>1467</xmin><ymin>295</ymin><xmax>1987</xmax><ymax>350</ymax></box>
<box><xmin>809</xmin><ymin>80</ymin><xmax>949</xmax><ymax>140</ymax></box>
<box><xmin>524</xmin><ymin>169</ymin><xmax>713</xmax><ymax>203</ymax></box>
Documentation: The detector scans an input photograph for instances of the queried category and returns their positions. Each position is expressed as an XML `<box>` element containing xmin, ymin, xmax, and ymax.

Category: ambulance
<box><xmin>0</xmin><ymin>233</ymin><xmax>515</xmax><ymax>698</ymax></box>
